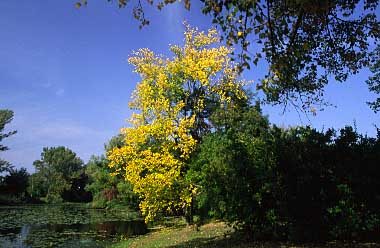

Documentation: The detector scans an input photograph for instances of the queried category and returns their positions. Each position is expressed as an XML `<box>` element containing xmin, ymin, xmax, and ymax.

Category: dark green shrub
<box><xmin>188</xmin><ymin>103</ymin><xmax>289</xmax><ymax>239</ymax></box>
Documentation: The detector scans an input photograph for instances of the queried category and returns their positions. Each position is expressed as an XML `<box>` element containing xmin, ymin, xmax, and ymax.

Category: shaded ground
<box><xmin>113</xmin><ymin>218</ymin><xmax>380</xmax><ymax>248</ymax></box>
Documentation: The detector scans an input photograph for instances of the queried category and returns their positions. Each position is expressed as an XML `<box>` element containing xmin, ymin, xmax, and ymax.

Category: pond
<box><xmin>0</xmin><ymin>204</ymin><xmax>147</xmax><ymax>247</ymax></box>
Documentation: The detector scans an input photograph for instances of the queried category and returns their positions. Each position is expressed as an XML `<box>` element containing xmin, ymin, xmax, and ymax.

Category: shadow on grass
<box><xmin>166</xmin><ymin>232</ymin><xmax>253</xmax><ymax>248</ymax></box>
<box><xmin>148</xmin><ymin>216</ymin><xmax>187</xmax><ymax>231</ymax></box>
<box><xmin>167</xmin><ymin>237</ymin><xmax>236</xmax><ymax>248</ymax></box>
<box><xmin>167</xmin><ymin>235</ymin><xmax>380</xmax><ymax>248</ymax></box>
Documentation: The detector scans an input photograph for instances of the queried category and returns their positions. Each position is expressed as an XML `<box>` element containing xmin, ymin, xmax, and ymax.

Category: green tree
<box><xmin>86</xmin><ymin>155</ymin><xmax>117</xmax><ymax>206</ymax></box>
<box><xmin>86</xmin><ymin>134</ymin><xmax>139</xmax><ymax>209</ymax></box>
<box><xmin>188</xmin><ymin>100</ymin><xmax>287</xmax><ymax>237</ymax></box>
<box><xmin>78</xmin><ymin>0</ymin><xmax>380</xmax><ymax>110</ymax></box>
<box><xmin>28</xmin><ymin>172</ymin><xmax>47</xmax><ymax>199</ymax></box>
<box><xmin>86</xmin><ymin>155</ymin><xmax>139</xmax><ymax>209</ymax></box>
<box><xmin>0</xmin><ymin>110</ymin><xmax>17</xmax><ymax>173</ymax></box>
<box><xmin>2</xmin><ymin>167</ymin><xmax>29</xmax><ymax>197</ymax></box>
<box><xmin>104</xmin><ymin>133</ymin><xmax>125</xmax><ymax>151</ymax></box>
<box><xmin>30</xmin><ymin>146</ymin><xmax>84</xmax><ymax>203</ymax></box>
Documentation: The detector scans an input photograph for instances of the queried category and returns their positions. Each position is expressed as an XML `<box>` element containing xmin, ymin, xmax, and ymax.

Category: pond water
<box><xmin>0</xmin><ymin>204</ymin><xmax>147</xmax><ymax>247</ymax></box>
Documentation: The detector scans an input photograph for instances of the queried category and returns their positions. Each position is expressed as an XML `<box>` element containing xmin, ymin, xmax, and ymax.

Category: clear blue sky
<box><xmin>1</xmin><ymin>1</ymin><xmax>379</xmax><ymax>172</ymax></box>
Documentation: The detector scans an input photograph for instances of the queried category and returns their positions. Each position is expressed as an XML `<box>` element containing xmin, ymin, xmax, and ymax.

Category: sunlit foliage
<box><xmin>108</xmin><ymin>25</ymin><xmax>247</xmax><ymax>222</ymax></box>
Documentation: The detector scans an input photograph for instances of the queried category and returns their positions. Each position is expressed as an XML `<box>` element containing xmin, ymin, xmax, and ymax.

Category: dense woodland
<box><xmin>1</xmin><ymin>0</ymin><xmax>380</xmax><ymax>244</ymax></box>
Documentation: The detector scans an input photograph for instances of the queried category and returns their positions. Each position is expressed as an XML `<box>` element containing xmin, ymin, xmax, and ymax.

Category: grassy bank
<box><xmin>112</xmin><ymin>218</ymin><xmax>380</xmax><ymax>248</ymax></box>
<box><xmin>112</xmin><ymin>218</ymin><xmax>233</xmax><ymax>248</ymax></box>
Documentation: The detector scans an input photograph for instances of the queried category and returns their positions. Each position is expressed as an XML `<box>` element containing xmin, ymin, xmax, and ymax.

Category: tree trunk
<box><xmin>185</xmin><ymin>204</ymin><xmax>192</xmax><ymax>226</ymax></box>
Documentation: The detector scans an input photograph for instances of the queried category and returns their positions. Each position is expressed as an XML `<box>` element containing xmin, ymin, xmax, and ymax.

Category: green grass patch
<box><xmin>112</xmin><ymin>218</ymin><xmax>380</xmax><ymax>248</ymax></box>
<box><xmin>113</xmin><ymin>218</ymin><xmax>233</xmax><ymax>248</ymax></box>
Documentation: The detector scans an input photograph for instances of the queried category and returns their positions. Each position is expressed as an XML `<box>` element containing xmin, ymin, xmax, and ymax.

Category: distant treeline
<box><xmin>0</xmin><ymin>143</ymin><xmax>138</xmax><ymax>210</ymax></box>
<box><xmin>0</xmin><ymin>136</ymin><xmax>139</xmax><ymax>210</ymax></box>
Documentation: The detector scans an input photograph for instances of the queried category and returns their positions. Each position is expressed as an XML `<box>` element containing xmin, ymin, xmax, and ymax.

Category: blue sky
<box><xmin>1</xmin><ymin>1</ymin><xmax>379</xmax><ymax>172</ymax></box>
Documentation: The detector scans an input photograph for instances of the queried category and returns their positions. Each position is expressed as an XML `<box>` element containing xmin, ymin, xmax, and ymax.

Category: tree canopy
<box><xmin>77</xmin><ymin>0</ymin><xmax>380</xmax><ymax>111</ymax></box>
<box><xmin>1</xmin><ymin>167</ymin><xmax>29</xmax><ymax>197</ymax></box>
<box><xmin>30</xmin><ymin>146</ymin><xmax>84</xmax><ymax>202</ymax></box>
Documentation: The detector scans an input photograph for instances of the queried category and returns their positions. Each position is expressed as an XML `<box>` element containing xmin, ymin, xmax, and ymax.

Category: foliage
<box><xmin>188</xmin><ymin>101</ymin><xmax>288</xmax><ymax>239</ymax></box>
<box><xmin>188</xmin><ymin>110</ymin><xmax>380</xmax><ymax>241</ymax></box>
<box><xmin>0</xmin><ymin>110</ymin><xmax>23</xmax><ymax>204</ymax></box>
<box><xmin>324</xmin><ymin>127</ymin><xmax>380</xmax><ymax>240</ymax></box>
<box><xmin>62</xmin><ymin>171</ymin><xmax>92</xmax><ymax>202</ymax></box>
<box><xmin>78</xmin><ymin>0</ymin><xmax>380</xmax><ymax>110</ymax></box>
<box><xmin>85</xmin><ymin>155</ymin><xmax>139</xmax><ymax>209</ymax></box>
<box><xmin>198</xmin><ymin>0</ymin><xmax>380</xmax><ymax>109</ymax></box>
<box><xmin>367</xmin><ymin>46</ymin><xmax>380</xmax><ymax>112</ymax></box>
<box><xmin>0</xmin><ymin>109</ymin><xmax>17</xmax><ymax>174</ymax></box>
<box><xmin>86</xmin><ymin>155</ymin><xmax>115</xmax><ymax>207</ymax></box>
<box><xmin>326</xmin><ymin>183</ymin><xmax>377</xmax><ymax>240</ymax></box>
<box><xmin>0</xmin><ymin>167</ymin><xmax>29</xmax><ymax>197</ymax></box>
<box><xmin>86</xmin><ymin>134</ymin><xmax>139</xmax><ymax>209</ymax></box>
<box><xmin>269</xmin><ymin>125</ymin><xmax>335</xmax><ymax>240</ymax></box>
<box><xmin>0</xmin><ymin>109</ymin><xmax>17</xmax><ymax>152</ymax></box>
<box><xmin>108</xmin><ymin>25</ymin><xmax>247</xmax><ymax>222</ymax></box>
<box><xmin>27</xmin><ymin>172</ymin><xmax>48</xmax><ymax>200</ymax></box>
<box><xmin>104</xmin><ymin>133</ymin><xmax>125</xmax><ymax>151</ymax></box>
<box><xmin>271</xmin><ymin>125</ymin><xmax>380</xmax><ymax>241</ymax></box>
<box><xmin>29</xmin><ymin>146</ymin><xmax>85</xmax><ymax>203</ymax></box>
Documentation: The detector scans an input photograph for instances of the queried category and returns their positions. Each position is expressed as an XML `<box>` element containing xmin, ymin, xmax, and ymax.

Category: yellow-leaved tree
<box><xmin>108</xmin><ymin>25</ymin><xmax>247</xmax><ymax>223</ymax></box>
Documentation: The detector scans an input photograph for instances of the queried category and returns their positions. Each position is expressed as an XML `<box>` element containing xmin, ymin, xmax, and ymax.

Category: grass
<box><xmin>112</xmin><ymin>217</ymin><xmax>233</xmax><ymax>248</ymax></box>
<box><xmin>112</xmin><ymin>218</ymin><xmax>380</xmax><ymax>248</ymax></box>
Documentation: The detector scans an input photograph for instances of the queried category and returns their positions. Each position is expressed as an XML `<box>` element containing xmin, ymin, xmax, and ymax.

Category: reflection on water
<box><xmin>0</xmin><ymin>205</ymin><xmax>147</xmax><ymax>247</ymax></box>
<box><xmin>0</xmin><ymin>225</ymin><xmax>30</xmax><ymax>248</ymax></box>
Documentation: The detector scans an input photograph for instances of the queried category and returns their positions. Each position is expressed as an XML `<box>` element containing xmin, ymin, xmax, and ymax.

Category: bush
<box><xmin>272</xmin><ymin>125</ymin><xmax>380</xmax><ymax>241</ymax></box>
<box><xmin>188</xmin><ymin>103</ymin><xmax>289</xmax><ymax>239</ymax></box>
